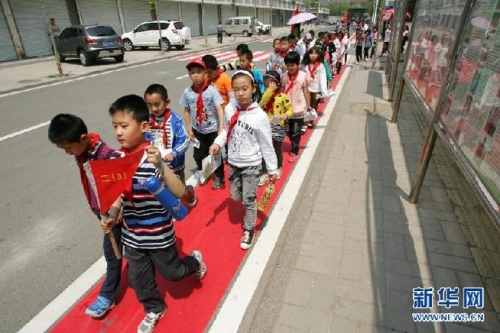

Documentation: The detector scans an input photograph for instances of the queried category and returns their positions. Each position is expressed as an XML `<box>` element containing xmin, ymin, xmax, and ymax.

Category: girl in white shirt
<box><xmin>210</xmin><ymin>70</ymin><xmax>278</xmax><ymax>250</ymax></box>
<box><xmin>302</xmin><ymin>46</ymin><xmax>328</xmax><ymax>131</ymax></box>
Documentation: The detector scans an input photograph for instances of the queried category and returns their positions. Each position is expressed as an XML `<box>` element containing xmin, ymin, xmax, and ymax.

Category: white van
<box><xmin>223</xmin><ymin>16</ymin><xmax>257</xmax><ymax>37</ymax></box>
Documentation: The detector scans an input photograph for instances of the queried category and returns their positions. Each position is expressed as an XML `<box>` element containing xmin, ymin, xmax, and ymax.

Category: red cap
<box><xmin>186</xmin><ymin>59</ymin><xmax>206</xmax><ymax>70</ymax></box>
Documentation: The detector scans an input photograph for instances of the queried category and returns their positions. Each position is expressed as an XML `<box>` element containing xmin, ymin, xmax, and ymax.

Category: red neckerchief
<box><xmin>149</xmin><ymin>109</ymin><xmax>171</xmax><ymax>147</ymax></box>
<box><xmin>192</xmin><ymin>83</ymin><xmax>208</xmax><ymax>126</ymax></box>
<box><xmin>278</xmin><ymin>50</ymin><xmax>287</xmax><ymax>58</ymax></box>
<box><xmin>308</xmin><ymin>61</ymin><xmax>321</xmax><ymax>80</ymax></box>
<box><xmin>120</xmin><ymin>141</ymin><xmax>150</xmax><ymax>204</ymax></box>
<box><xmin>227</xmin><ymin>104</ymin><xmax>257</xmax><ymax>143</ymax></box>
<box><xmin>77</xmin><ymin>133</ymin><xmax>101</xmax><ymax>207</ymax></box>
<box><xmin>285</xmin><ymin>71</ymin><xmax>299</xmax><ymax>94</ymax></box>
<box><xmin>265</xmin><ymin>92</ymin><xmax>281</xmax><ymax>114</ymax></box>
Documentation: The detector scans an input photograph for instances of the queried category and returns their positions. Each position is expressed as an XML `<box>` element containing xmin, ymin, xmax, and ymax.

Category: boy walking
<box><xmin>281</xmin><ymin>51</ymin><xmax>310</xmax><ymax>162</ymax></box>
<box><xmin>48</xmin><ymin>114</ymin><xmax>122</xmax><ymax>318</ymax></box>
<box><xmin>180</xmin><ymin>59</ymin><xmax>226</xmax><ymax>189</ymax></box>
<box><xmin>144</xmin><ymin>84</ymin><xmax>197</xmax><ymax>206</ymax></box>
<box><xmin>104</xmin><ymin>95</ymin><xmax>207</xmax><ymax>333</ymax></box>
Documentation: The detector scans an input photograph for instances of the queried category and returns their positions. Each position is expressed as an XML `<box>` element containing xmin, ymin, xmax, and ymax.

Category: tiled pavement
<box><xmin>238</xmin><ymin>58</ymin><xmax>500</xmax><ymax>333</ymax></box>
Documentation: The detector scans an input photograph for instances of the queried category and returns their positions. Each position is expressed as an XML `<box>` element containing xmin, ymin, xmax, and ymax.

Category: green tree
<box><xmin>149</xmin><ymin>0</ymin><xmax>157</xmax><ymax>20</ymax></box>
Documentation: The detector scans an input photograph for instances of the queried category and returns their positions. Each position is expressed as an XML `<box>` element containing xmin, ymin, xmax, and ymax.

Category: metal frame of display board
<box><xmin>387</xmin><ymin>0</ymin><xmax>408</xmax><ymax>102</ymax></box>
<box><xmin>392</xmin><ymin>0</ymin><xmax>500</xmax><ymax>222</ymax></box>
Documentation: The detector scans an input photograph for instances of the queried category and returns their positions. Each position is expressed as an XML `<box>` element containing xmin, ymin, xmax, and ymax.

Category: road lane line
<box><xmin>18</xmin><ymin>257</ymin><xmax>107</xmax><ymax>333</ymax></box>
<box><xmin>207</xmin><ymin>64</ymin><xmax>352</xmax><ymax>333</ymax></box>
<box><xmin>0</xmin><ymin>121</ymin><xmax>50</xmax><ymax>143</ymax></box>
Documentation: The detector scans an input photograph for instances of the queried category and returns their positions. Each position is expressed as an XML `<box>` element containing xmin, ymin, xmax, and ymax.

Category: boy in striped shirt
<box><xmin>103</xmin><ymin>95</ymin><xmax>206</xmax><ymax>333</ymax></box>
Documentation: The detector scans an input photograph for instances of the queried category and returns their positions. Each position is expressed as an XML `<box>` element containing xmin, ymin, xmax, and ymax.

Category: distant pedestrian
<box><xmin>49</xmin><ymin>18</ymin><xmax>60</xmax><ymax>37</ymax></box>
<box><xmin>217</xmin><ymin>21</ymin><xmax>224</xmax><ymax>43</ymax></box>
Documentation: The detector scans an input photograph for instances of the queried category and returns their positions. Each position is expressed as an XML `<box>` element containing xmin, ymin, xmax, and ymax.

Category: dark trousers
<box><xmin>94</xmin><ymin>213</ymin><xmax>122</xmax><ymax>301</ymax></box>
<box><xmin>356</xmin><ymin>45</ymin><xmax>363</xmax><ymax>62</ymax></box>
<box><xmin>370</xmin><ymin>42</ymin><xmax>377</xmax><ymax>58</ymax></box>
<box><xmin>364</xmin><ymin>47</ymin><xmax>370</xmax><ymax>59</ymax></box>
<box><xmin>217</xmin><ymin>33</ymin><xmax>223</xmax><ymax>43</ymax></box>
<box><xmin>192</xmin><ymin>128</ymin><xmax>224</xmax><ymax>180</ymax></box>
<box><xmin>126</xmin><ymin>245</ymin><xmax>199</xmax><ymax>313</ymax></box>
<box><xmin>262</xmin><ymin>139</ymin><xmax>283</xmax><ymax>173</ymax></box>
<box><xmin>286</xmin><ymin>118</ymin><xmax>304</xmax><ymax>155</ymax></box>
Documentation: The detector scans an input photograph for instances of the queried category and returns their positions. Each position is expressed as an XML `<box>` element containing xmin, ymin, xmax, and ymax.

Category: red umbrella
<box><xmin>381</xmin><ymin>8</ymin><xmax>394</xmax><ymax>21</ymax></box>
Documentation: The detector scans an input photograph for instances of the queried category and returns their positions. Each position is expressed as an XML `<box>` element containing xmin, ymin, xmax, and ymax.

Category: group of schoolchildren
<box><xmin>46</xmin><ymin>30</ymin><xmax>351</xmax><ymax>332</ymax></box>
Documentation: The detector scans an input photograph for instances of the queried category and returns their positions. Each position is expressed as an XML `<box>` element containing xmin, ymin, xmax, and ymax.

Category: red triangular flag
<box><xmin>83</xmin><ymin>151</ymin><xmax>144</xmax><ymax>215</ymax></box>
<box><xmin>290</xmin><ymin>5</ymin><xmax>300</xmax><ymax>34</ymax></box>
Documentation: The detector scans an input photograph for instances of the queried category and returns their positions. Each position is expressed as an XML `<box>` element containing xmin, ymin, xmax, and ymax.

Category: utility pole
<box><xmin>202</xmin><ymin>0</ymin><xmax>208</xmax><ymax>46</ymax></box>
<box><xmin>155</xmin><ymin>0</ymin><xmax>165</xmax><ymax>55</ymax></box>
<box><xmin>40</xmin><ymin>0</ymin><xmax>63</xmax><ymax>76</ymax></box>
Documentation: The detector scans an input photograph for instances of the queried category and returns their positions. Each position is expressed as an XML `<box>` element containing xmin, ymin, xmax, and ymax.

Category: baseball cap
<box><xmin>305</xmin><ymin>32</ymin><xmax>312</xmax><ymax>40</ymax></box>
<box><xmin>186</xmin><ymin>59</ymin><xmax>206</xmax><ymax>70</ymax></box>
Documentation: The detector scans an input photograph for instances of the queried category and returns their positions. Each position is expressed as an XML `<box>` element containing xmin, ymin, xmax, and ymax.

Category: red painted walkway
<box><xmin>51</xmin><ymin>65</ymin><xmax>347</xmax><ymax>333</ymax></box>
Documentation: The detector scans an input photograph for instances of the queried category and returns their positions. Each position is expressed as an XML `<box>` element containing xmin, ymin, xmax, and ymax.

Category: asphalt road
<box><xmin>0</xmin><ymin>37</ymin><xmax>273</xmax><ymax>333</ymax></box>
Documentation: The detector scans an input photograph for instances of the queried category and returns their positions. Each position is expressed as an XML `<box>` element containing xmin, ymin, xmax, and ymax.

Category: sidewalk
<box><xmin>0</xmin><ymin>26</ymin><xmax>294</xmax><ymax>95</ymax></box>
<box><xmin>237</xmin><ymin>57</ymin><xmax>500</xmax><ymax>332</ymax></box>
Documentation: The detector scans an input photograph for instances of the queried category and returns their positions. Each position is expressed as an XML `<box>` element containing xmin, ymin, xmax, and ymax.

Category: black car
<box><xmin>56</xmin><ymin>25</ymin><xmax>125</xmax><ymax>66</ymax></box>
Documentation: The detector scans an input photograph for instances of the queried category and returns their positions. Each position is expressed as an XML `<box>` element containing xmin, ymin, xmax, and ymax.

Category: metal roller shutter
<box><xmin>181</xmin><ymin>2</ymin><xmax>200</xmax><ymax>37</ymax></box>
<box><xmin>203</xmin><ymin>4</ymin><xmax>218</xmax><ymax>35</ymax></box>
<box><xmin>10</xmin><ymin>2</ymin><xmax>51</xmax><ymax>58</ymax></box>
<box><xmin>121</xmin><ymin>0</ymin><xmax>152</xmax><ymax>32</ymax></box>
<box><xmin>157</xmin><ymin>1</ymin><xmax>179</xmax><ymax>21</ymax></box>
<box><xmin>238</xmin><ymin>6</ymin><xmax>254</xmax><ymax>17</ymax></box>
<box><xmin>258</xmin><ymin>8</ymin><xmax>271</xmax><ymax>25</ymax></box>
<box><xmin>78</xmin><ymin>0</ymin><xmax>122</xmax><ymax>35</ymax></box>
<box><xmin>44</xmin><ymin>0</ymin><xmax>72</xmax><ymax>31</ymax></box>
<box><xmin>221</xmin><ymin>5</ymin><xmax>235</xmax><ymax>22</ymax></box>
<box><xmin>0</xmin><ymin>4</ymin><xmax>17</xmax><ymax>61</ymax></box>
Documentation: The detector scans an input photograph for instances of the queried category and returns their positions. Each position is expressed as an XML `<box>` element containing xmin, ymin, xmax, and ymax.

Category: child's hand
<box><xmin>145</xmin><ymin>145</ymin><xmax>163</xmax><ymax>170</ymax></box>
<box><xmin>164</xmin><ymin>153</ymin><xmax>175</xmax><ymax>162</ymax></box>
<box><xmin>187</xmin><ymin>129</ymin><xmax>196</xmax><ymax>141</ymax></box>
<box><xmin>280</xmin><ymin>114</ymin><xmax>288</xmax><ymax>121</ymax></box>
<box><xmin>101</xmin><ymin>217</ymin><xmax>116</xmax><ymax>234</ymax></box>
<box><xmin>209</xmin><ymin>144</ymin><xmax>220</xmax><ymax>155</ymax></box>
<box><xmin>218</xmin><ymin>127</ymin><xmax>223</xmax><ymax>135</ymax></box>
<box><xmin>268</xmin><ymin>174</ymin><xmax>277</xmax><ymax>183</ymax></box>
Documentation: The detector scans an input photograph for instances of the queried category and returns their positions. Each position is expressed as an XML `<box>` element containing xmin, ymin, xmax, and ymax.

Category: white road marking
<box><xmin>0</xmin><ymin>121</ymin><xmax>50</xmax><ymax>142</ymax></box>
<box><xmin>207</xmin><ymin>63</ymin><xmax>352</xmax><ymax>333</ymax></box>
<box><xmin>174</xmin><ymin>50</ymin><xmax>226</xmax><ymax>61</ymax></box>
<box><xmin>18</xmin><ymin>257</ymin><xmax>107</xmax><ymax>333</ymax></box>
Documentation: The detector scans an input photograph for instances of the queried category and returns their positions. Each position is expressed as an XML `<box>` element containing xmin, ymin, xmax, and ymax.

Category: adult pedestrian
<box><xmin>217</xmin><ymin>21</ymin><xmax>224</xmax><ymax>43</ymax></box>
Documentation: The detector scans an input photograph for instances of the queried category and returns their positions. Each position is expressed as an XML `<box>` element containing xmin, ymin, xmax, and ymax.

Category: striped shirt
<box><xmin>121</xmin><ymin>156</ymin><xmax>176</xmax><ymax>249</ymax></box>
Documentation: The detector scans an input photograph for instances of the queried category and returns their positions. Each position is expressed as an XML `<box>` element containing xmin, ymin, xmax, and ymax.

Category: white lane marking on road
<box><xmin>207</xmin><ymin>64</ymin><xmax>352</xmax><ymax>333</ymax></box>
<box><xmin>174</xmin><ymin>50</ymin><xmax>226</xmax><ymax>61</ymax></box>
<box><xmin>0</xmin><ymin>121</ymin><xmax>50</xmax><ymax>143</ymax></box>
<box><xmin>0</xmin><ymin>56</ymin><xmax>182</xmax><ymax>99</ymax></box>
<box><xmin>17</xmin><ymin>257</ymin><xmax>107</xmax><ymax>333</ymax></box>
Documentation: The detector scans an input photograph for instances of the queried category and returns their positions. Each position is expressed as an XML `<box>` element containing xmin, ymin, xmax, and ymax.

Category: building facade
<box><xmin>0</xmin><ymin>0</ymin><xmax>304</xmax><ymax>62</ymax></box>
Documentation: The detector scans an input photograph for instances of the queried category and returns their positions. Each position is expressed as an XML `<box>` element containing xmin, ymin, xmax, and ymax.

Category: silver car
<box><xmin>56</xmin><ymin>25</ymin><xmax>125</xmax><ymax>66</ymax></box>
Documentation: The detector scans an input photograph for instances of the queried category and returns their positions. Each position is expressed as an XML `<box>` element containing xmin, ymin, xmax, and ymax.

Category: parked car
<box><xmin>223</xmin><ymin>16</ymin><xmax>257</xmax><ymax>37</ymax></box>
<box><xmin>56</xmin><ymin>25</ymin><xmax>124</xmax><ymax>66</ymax></box>
<box><xmin>121</xmin><ymin>21</ymin><xmax>191</xmax><ymax>51</ymax></box>
<box><xmin>255</xmin><ymin>20</ymin><xmax>272</xmax><ymax>35</ymax></box>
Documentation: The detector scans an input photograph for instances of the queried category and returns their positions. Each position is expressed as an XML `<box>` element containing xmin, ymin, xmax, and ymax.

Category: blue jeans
<box><xmin>94</xmin><ymin>213</ymin><xmax>123</xmax><ymax>301</ymax></box>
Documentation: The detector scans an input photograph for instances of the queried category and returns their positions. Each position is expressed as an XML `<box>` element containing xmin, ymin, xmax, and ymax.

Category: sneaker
<box><xmin>240</xmin><ymin>229</ymin><xmax>254</xmax><ymax>250</ymax></box>
<box><xmin>191</xmin><ymin>250</ymin><xmax>207</xmax><ymax>280</ymax></box>
<box><xmin>301</xmin><ymin>126</ymin><xmax>307</xmax><ymax>134</ymax></box>
<box><xmin>85</xmin><ymin>296</ymin><xmax>115</xmax><ymax>318</ymax></box>
<box><xmin>137</xmin><ymin>308</ymin><xmax>167</xmax><ymax>333</ymax></box>
<box><xmin>212</xmin><ymin>177</ymin><xmax>225</xmax><ymax>190</ymax></box>
<box><xmin>276</xmin><ymin>168</ymin><xmax>283</xmax><ymax>179</ymax></box>
<box><xmin>184</xmin><ymin>185</ymin><xmax>197</xmax><ymax>207</ymax></box>
<box><xmin>288</xmin><ymin>153</ymin><xmax>297</xmax><ymax>163</ymax></box>
<box><xmin>258</xmin><ymin>174</ymin><xmax>269</xmax><ymax>187</ymax></box>
<box><xmin>307</xmin><ymin>123</ymin><xmax>314</xmax><ymax>128</ymax></box>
